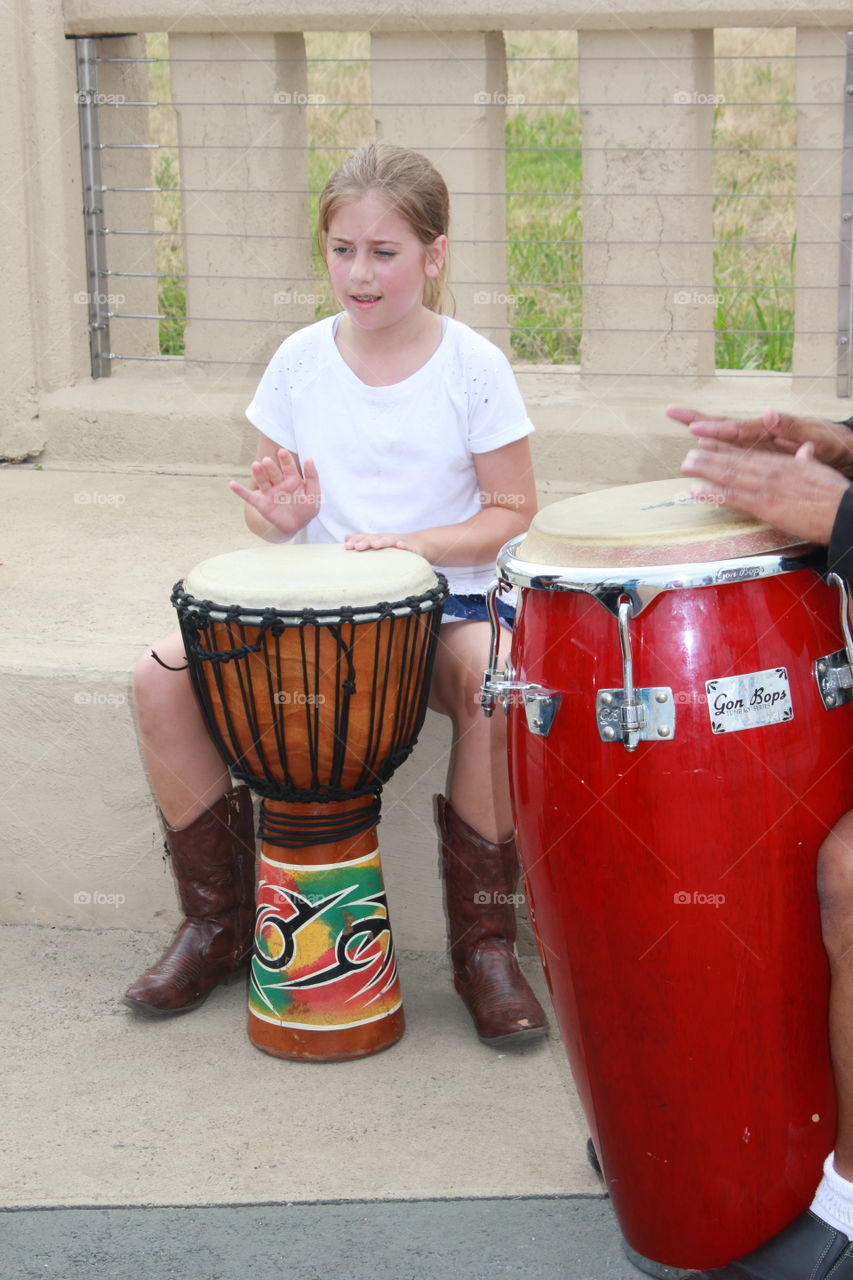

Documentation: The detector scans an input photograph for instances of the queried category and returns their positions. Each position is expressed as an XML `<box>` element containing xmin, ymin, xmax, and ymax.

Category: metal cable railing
<box><xmin>74</xmin><ymin>30</ymin><xmax>850</xmax><ymax>386</ymax></box>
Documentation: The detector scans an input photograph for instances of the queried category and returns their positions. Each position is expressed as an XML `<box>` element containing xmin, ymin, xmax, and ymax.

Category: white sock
<box><xmin>810</xmin><ymin>1153</ymin><xmax>853</xmax><ymax>1239</ymax></box>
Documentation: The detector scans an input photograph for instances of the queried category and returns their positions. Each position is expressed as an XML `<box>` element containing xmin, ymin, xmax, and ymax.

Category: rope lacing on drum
<box><xmin>258</xmin><ymin>796</ymin><xmax>382</xmax><ymax>848</ymax></box>
<box><xmin>170</xmin><ymin>573</ymin><xmax>449</xmax><ymax>821</ymax></box>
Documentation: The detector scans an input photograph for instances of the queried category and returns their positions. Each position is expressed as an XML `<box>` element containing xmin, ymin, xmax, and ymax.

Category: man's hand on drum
<box><xmin>230</xmin><ymin>447</ymin><xmax>321</xmax><ymax>540</ymax></box>
<box><xmin>668</xmin><ymin>403</ymin><xmax>853</xmax><ymax>475</ymax></box>
<box><xmin>680</xmin><ymin>437</ymin><xmax>849</xmax><ymax>545</ymax></box>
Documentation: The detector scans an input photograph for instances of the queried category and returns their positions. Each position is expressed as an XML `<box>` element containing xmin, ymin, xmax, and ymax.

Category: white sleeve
<box><xmin>464</xmin><ymin>339</ymin><xmax>535</xmax><ymax>455</ymax></box>
<box><xmin>245</xmin><ymin>344</ymin><xmax>297</xmax><ymax>453</ymax></box>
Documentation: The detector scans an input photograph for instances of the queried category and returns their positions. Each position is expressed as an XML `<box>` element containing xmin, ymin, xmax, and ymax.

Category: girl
<box><xmin>125</xmin><ymin>144</ymin><xmax>547</xmax><ymax>1048</ymax></box>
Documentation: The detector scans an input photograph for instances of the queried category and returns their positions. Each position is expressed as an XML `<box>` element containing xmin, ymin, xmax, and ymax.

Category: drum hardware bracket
<box><xmin>598</xmin><ymin>599</ymin><xmax>676</xmax><ymax>750</ymax></box>
<box><xmin>480</xmin><ymin>665</ymin><xmax>562</xmax><ymax>736</ymax></box>
<box><xmin>816</xmin><ymin>651</ymin><xmax>853</xmax><ymax>709</ymax></box>
<box><xmin>817</xmin><ymin>572</ymin><xmax>853</xmax><ymax>710</ymax></box>
<box><xmin>596</xmin><ymin>686</ymin><xmax>676</xmax><ymax>747</ymax></box>
<box><xmin>480</xmin><ymin>579</ymin><xmax>562</xmax><ymax>735</ymax></box>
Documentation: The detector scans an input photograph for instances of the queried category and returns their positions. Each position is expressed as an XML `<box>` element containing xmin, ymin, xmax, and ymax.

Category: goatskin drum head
<box><xmin>518</xmin><ymin>477</ymin><xmax>804</xmax><ymax>569</ymax></box>
<box><xmin>184</xmin><ymin>542</ymin><xmax>438</xmax><ymax>609</ymax></box>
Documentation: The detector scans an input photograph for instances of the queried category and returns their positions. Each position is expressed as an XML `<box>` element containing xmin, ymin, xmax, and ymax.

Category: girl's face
<box><xmin>324</xmin><ymin>192</ymin><xmax>446</xmax><ymax>334</ymax></box>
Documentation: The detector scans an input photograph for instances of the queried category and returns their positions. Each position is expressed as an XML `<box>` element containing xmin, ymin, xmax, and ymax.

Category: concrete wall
<box><xmin>60</xmin><ymin>1</ymin><xmax>853</xmax><ymax>34</ymax></box>
<box><xmin>0</xmin><ymin>0</ymin><xmax>89</xmax><ymax>461</ymax></box>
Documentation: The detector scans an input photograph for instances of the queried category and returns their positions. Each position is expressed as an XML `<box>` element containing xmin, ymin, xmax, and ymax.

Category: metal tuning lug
<box><xmin>816</xmin><ymin>572</ymin><xmax>853</xmax><ymax>710</ymax></box>
<box><xmin>596</xmin><ymin>599</ymin><xmax>675</xmax><ymax>750</ymax></box>
<box><xmin>479</xmin><ymin>581</ymin><xmax>562</xmax><ymax>736</ymax></box>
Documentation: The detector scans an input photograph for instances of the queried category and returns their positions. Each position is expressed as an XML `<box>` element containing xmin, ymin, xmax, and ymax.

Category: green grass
<box><xmin>141</xmin><ymin>28</ymin><xmax>797</xmax><ymax>373</ymax></box>
<box><xmin>152</xmin><ymin>152</ymin><xmax>186</xmax><ymax>355</ymax></box>
<box><xmin>158</xmin><ymin>272</ymin><xmax>186</xmax><ymax>356</ymax></box>
<box><xmin>307</xmin><ymin>147</ymin><xmax>348</xmax><ymax>321</ymax></box>
<box><xmin>505</xmin><ymin>110</ymin><xmax>582</xmax><ymax>363</ymax></box>
<box><xmin>711</xmin><ymin>28</ymin><xmax>796</xmax><ymax>371</ymax></box>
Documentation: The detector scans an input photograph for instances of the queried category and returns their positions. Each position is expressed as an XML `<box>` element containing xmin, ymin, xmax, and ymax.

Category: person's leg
<box><xmin>428</xmin><ymin>619</ymin><xmax>512</xmax><ymax>840</ymax></box>
<box><xmin>819</xmin><ymin>809</ymin><xmax>853</xmax><ymax>1181</ymax></box>
<box><xmin>133</xmin><ymin>631</ymin><xmax>232</xmax><ymax>827</ymax></box>
<box><xmin>681</xmin><ymin>812</ymin><xmax>853</xmax><ymax>1278</ymax></box>
<box><xmin>123</xmin><ymin>632</ymin><xmax>256</xmax><ymax>1015</ymax></box>
<box><xmin>428</xmin><ymin>620</ymin><xmax>547</xmax><ymax>1045</ymax></box>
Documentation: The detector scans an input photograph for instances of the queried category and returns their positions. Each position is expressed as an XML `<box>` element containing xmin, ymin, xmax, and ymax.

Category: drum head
<box><xmin>518</xmin><ymin>477</ymin><xmax>805</xmax><ymax>569</ymax></box>
<box><xmin>184</xmin><ymin>543</ymin><xmax>438</xmax><ymax>609</ymax></box>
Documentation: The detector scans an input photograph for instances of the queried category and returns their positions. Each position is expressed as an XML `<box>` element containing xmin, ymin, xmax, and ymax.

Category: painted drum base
<box><xmin>247</xmin><ymin>802</ymin><xmax>404</xmax><ymax>1062</ymax></box>
<box><xmin>248</xmin><ymin>1006</ymin><xmax>405</xmax><ymax>1063</ymax></box>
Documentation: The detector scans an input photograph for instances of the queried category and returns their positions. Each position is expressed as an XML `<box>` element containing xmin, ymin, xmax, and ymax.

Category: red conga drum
<box><xmin>173</xmin><ymin>543</ymin><xmax>447</xmax><ymax>1062</ymax></box>
<box><xmin>481</xmin><ymin>478</ymin><xmax>853</xmax><ymax>1274</ymax></box>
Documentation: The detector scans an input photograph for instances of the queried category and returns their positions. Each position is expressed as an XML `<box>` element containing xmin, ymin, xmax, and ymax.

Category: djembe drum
<box><xmin>173</xmin><ymin>543</ymin><xmax>447</xmax><ymax>1062</ymax></box>
<box><xmin>481</xmin><ymin>478</ymin><xmax>853</xmax><ymax>1275</ymax></box>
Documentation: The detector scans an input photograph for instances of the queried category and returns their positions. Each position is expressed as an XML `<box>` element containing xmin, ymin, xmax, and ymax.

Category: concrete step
<box><xmin>27</xmin><ymin>365</ymin><xmax>837</xmax><ymax>487</ymax></box>
<box><xmin>0</xmin><ymin>458</ymin><xmax>604</xmax><ymax>942</ymax></box>
<box><xmin>0</xmin><ymin>466</ymin><xmax>457</xmax><ymax>950</ymax></box>
<box><xmin>5</xmin><ymin>360</ymin><xmax>842</xmax><ymax>932</ymax></box>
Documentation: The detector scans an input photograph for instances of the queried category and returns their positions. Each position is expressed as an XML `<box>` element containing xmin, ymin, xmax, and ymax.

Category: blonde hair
<box><xmin>318</xmin><ymin>144</ymin><xmax>450</xmax><ymax>313</ymax></box>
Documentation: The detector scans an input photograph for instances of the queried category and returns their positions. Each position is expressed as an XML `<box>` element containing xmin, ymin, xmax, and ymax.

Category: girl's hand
<box><xmin>668</xmin><ymin>404</ymin><xmax>853</xmax><ymax>475</ymax></box>
<box><xmin>681</xmin><ymin>438</ymin><xmax>849</xmax><ymax>545</ymax></box>
<box><xmin>230</xmin><ymin>449</ymin><xmax>321</xmax><ymax>536</ymax></box>
<box><xmin>344</xmin><ymin>531</ymin><xmax>433</xmax><ymax>560</ymax></box>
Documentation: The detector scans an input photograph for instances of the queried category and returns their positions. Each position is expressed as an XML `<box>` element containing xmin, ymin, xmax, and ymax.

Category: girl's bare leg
<box><xmin>818</xmin><ymin>810</ymin><xmax>853</xmax><ymax>1179</ymax></box>
<box><xmin>428</xmin><ymin>620</ymin><xmax>511</xmax><ymax>841</ymax></box>
<box><xmin>133</xmin><ymin>630</ymin><xmax>231</xmax><ymax>828</ymax></box>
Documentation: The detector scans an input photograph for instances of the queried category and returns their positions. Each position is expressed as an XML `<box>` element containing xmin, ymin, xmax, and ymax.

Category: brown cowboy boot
<box><xmin>436</xmin><ymin>794</ymin><xmax>548</xmax><ymax>1046</ymax></box>
<box><xmin>124</xmin><ymin>786</ymin><xmax>256</xmax><ymax>1016</ymax></box>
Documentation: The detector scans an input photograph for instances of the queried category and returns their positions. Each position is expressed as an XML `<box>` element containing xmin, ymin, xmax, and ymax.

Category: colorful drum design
<box><xmin>174</xmin><ymin>543</ymin><xmax>447</xmax><ymax>1062</ymax></box>
<box><xmin>483</xmin><ymin>478</ymin><xmax>852</xmax><ymax>1274</ymax></box>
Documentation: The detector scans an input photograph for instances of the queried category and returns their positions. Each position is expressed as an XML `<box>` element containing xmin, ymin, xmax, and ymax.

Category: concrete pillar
<box><xmin>168</xmin><ymin>32</ymin><xmax>312</xmax><ymax>372</ymax></box>
<box><xmin>0</xmin><ymin>0</ymin><xmax>88</xmax><ymax>459</ymax></box>
<box><xmin>0</xmin><ymin>0</ymin><xmax>39</xmax><ymax>457</ymax></box>
<box><xmin>371</xmin><ymin>31</ymin><xmax>509</xmax><ymax>353</ymax></box>
<box><xmin>96</xmin><ymin>36</ymin><xmax>160</xmax><ymax>363</ymax></box>
<box><xmin>793</xmin><ymin>28</ymin><xmax>848</xmax><ymax>396</ymax></box>
<box><xmin>578</xmin><ymin>29</ymin><xmax>716</xmax><ymax>386</ymax></box>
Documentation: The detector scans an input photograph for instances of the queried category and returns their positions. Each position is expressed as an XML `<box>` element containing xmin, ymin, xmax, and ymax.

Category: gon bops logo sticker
<box><xmin>249</xmin><ymin>848</ymin><xmax>401</xmax><ymax>1031</ymax></box>
<box><xmin>706</xmin><ymin>667</ymin><xmax>793</xmax><ymax>735</ymax></box>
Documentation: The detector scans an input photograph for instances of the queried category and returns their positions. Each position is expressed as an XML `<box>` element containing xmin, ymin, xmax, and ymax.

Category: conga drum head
<box><xmin>518</xmin><ymin>476</ymin><xmax>805</xmax><ymax>569</ymax></box>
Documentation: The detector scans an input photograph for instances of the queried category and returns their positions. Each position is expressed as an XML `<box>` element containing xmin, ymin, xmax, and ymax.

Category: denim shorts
<box><xmin>442</xmin><ymin>592</ymin><xmax>516</xmax><ymax>629</ymax></box>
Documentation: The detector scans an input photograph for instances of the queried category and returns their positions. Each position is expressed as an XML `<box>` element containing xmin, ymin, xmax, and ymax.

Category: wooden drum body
<box><xmin>482</xmin><ymin>479</ymin><xmax>853</xmax><ymax>1274</ymax></box>
<box><xmin>174</xmin><ymin>544</ymin><xmax>447</xmax><ymax>1062</ymax></box>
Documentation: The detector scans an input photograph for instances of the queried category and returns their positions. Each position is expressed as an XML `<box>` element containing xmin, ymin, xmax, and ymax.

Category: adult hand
<box><xmin>230</xmin><ymin>449</ymin><xmax>321</xmax><ymax>536</ymax></box>
<box><xmin>681</xmin><ymin>439</ymin><xmax>849</xmax><ymax>545</ymax></box>
<box><xmin>668</xmin><ymin>404</ymin><xmax>853</xmax><ymax>476</ymax></box>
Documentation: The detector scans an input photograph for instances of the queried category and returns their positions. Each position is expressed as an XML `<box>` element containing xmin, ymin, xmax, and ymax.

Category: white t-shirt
<box><xmin>245</xmin><ymin>314</ymin><xmax>534</xmax><ymax>595</ymax></box>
